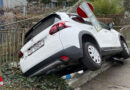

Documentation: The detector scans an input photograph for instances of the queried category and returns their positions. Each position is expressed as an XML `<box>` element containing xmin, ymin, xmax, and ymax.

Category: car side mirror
<box><xmin>108</xmin><ymin>22</ymin><xmax>114</xmax><ymax>29</ymax></box>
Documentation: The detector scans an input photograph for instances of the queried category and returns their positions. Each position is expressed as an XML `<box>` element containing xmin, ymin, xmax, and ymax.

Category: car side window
<box><xmin>72</xmin><ymin>16</ymin><xmax>85</xmax><ymax>23</ymax></box>
<box><xmin>69</xmin><ymin>15</ymin><xmax>91</xmax><ymax>25</ymax></box>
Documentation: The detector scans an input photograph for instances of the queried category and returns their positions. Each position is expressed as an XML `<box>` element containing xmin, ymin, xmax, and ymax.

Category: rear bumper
<box><xmin>23</xmin><ymin>46</ymin><xmax>83</xmax><ymax>77</ymax></box>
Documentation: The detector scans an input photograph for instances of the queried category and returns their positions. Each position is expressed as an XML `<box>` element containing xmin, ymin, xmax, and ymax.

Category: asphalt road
<box><xmin>81</xmin><ymin>58</ymin><xmax>130</xmax><ymax>90</ymax></box>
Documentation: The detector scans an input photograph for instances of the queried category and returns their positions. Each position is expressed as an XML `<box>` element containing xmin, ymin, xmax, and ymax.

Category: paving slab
<box><xmin>81</xmin><ymin>58</ymin><xmax>130</xmax><ymax>90</ymax></box>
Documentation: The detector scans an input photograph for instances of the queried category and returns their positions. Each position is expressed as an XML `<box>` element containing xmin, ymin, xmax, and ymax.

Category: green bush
<box><xmin>92</xmin><ymin>0</ymin><xmax>124</xmax><ymax>16</ymax></box>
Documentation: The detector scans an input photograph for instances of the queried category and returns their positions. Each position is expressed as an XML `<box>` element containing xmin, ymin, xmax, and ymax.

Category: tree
<box><xmin>124</xmin><ymin>0</ymin><xmax>130</xmax><ymax>12</ymax></box>
<box><xmin>92</xmin><ymin>0</ymin><xmax>124</xmax><ymax>16</ymax></box>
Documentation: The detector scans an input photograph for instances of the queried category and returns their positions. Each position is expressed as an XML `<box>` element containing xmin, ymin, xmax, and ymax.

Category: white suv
<box><xmin>19</xmin><ymin>12</ymin><xmax>129</xmax><ymax>77</ymax></box>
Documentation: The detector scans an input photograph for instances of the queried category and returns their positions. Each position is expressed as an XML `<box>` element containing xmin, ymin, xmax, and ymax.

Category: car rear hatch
<box><xmin>19</xmin><ymin>14</ymin><xmax>64</xmax><ymax>73</ymax></box>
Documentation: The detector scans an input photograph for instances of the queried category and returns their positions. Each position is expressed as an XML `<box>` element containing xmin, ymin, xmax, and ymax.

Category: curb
<box><xmin>67</xmin><ymin>61</ymin><xmax>112</xmax><ymax>89</ymax></box>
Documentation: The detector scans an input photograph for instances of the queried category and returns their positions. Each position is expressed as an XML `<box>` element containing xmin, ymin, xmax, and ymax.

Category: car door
<box><xmin>79</xmin><ymin>2</ymin><xmax>117</xmax><ymax>48</ymax></box>
<box><xmin>96</xmin><ymin>23</ymin><xmax>117</xmax><ymax>48</ymax></box>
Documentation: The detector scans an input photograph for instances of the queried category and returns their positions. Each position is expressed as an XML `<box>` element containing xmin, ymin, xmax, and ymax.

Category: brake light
<box><xmin>49</xmin><ymin>22</ymin><xmax>69</xmax><ymax>35</ymax></box>
<box><xmin>18</xmin><ymin>51</ymin><xmax>23</xmax><ymax>58</ymax></box>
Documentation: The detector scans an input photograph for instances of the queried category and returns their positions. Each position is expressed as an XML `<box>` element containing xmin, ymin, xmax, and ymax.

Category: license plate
<box><xmin>28</xmin><ymin>40</ymin><xmax>44</xmax><ymax>55</ymax></box>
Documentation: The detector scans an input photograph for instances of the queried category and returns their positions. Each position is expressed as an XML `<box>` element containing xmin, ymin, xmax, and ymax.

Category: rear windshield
<box><xmin>24</xmin><ymin>14</ymin><xmax>61</xmax><ymax>44</ymax></box>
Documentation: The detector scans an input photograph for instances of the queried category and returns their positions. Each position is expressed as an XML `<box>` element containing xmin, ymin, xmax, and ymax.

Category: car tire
<box><xmin>82</xmin><ymin>42</ymin><xmax>102</xmax><ymax>71</ymax></box>
<box><xmin>121</xmin><ymin>40</ymin><xmax>130</xmax><ymax>59</ymax></box>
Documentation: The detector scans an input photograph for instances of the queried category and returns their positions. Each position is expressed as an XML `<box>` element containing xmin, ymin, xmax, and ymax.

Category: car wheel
<box><xmin>82</xmin><ymin>42</ymin><xmax>102</xmax><ymax>70</ymax></box>
<box><xmin>121</xmin><ymin>40</ymin><xmax>130</xmax><ymax>59</ymax></box>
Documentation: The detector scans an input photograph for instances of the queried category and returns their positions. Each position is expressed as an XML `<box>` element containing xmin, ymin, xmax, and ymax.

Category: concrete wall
<box><xmin>3</xmin><ymin>0</ymin><xmax>27</xmax><ymax>9</ymax></box>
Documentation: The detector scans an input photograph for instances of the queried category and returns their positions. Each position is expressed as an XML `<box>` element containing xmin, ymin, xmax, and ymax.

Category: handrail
<box><xmin>0</xmin><ymin>15</ymin><xmax>44</xmax><ymax>27</ymax></box>
<box><xmin>120</xmin><ymin>25</ymin><xmax>130</xmax><ymax>32</ymax></box>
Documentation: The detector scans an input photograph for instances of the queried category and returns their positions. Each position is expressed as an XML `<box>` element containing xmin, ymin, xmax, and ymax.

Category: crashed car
<box><xmin>19</xmin><ymin>3</ymin><xmax>129</xmax><ymax>77</ymax></box>
<box><xmin>19</xmin><ymin>12</ymin><xmax>129</xmax><ymax>77</ymax></box>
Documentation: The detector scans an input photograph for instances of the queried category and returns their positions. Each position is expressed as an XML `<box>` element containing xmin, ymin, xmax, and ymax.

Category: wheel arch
<box><xmin>119</xmin><ymin>35</ymin><xmax>130</xmax><ymax>59</ymax></box>
<box><xmin>119</xmin><ymin>35</ymin><xmax>127</xmax><ymax>46</ymax></box>
<box><xmin>79</xmin><ymin>31</ymin><xmax>101</xmax><ymax>53</ymax></box>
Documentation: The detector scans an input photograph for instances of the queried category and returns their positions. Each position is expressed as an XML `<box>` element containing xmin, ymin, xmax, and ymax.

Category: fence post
<box><xmin>0</xmin><ymin>64</ymin><xmax>3</xmax><ymax>86</ymax></box>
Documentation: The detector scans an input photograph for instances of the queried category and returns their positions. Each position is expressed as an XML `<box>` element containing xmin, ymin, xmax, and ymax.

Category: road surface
<box><xmin>81</xmin><ymin>58</ymin><xmax>130</xmax><ymax>90</ymax></box>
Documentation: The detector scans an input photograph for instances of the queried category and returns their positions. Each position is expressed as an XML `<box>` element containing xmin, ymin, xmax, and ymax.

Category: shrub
<box><xmin>92</xmin><ymin>0</ymin><xmax>124</xmax><ymax>16</ymax></box>
<box><xmin>124</xmin><ymin>0</ymin><xmax>130</xmax><ymax>11</ymax></box>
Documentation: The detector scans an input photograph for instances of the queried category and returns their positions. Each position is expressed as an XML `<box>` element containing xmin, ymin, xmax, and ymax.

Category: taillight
<box><xmin>61</xmin><ymin>56</ymin><xmax>70</xmax><ymax>62</ymax></box>
<box><xmin>49</xmin><ymin>22</ymin><xmax>69</xmax><ymax>35</ymax></box>
<box><xmin>18</xmin><ymin>51</ymin><xmax>23</xmax><ymax>58</ymax></box>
